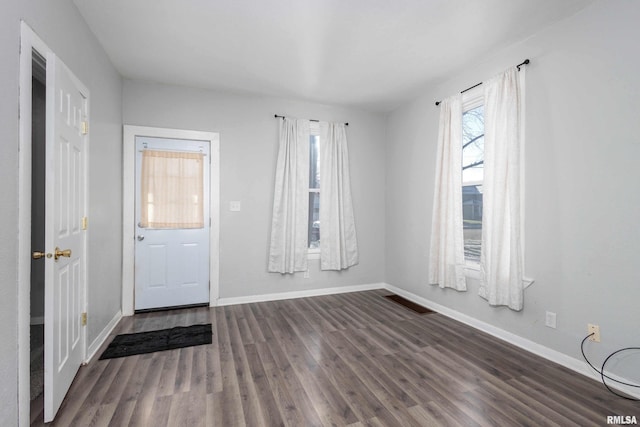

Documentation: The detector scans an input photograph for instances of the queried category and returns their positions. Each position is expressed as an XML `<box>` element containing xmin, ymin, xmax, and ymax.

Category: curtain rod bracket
<box><xmin>516</xmin><ymin>59</ymin><xmax>530</xmax><ymax>71</ymax></box>
<box><xmin>274</xmin><ymin>114</ymin><xmax>348</xmax><ymax>126</ymax></box>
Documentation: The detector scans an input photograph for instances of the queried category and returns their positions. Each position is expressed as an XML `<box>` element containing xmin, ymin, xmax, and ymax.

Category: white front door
<box><xmin>134</xmin><ymin>137</ymin><xmax>210</xmax><ymax>310</ymax></box>
<box><xmin>44</xmin><ymin>54</ymin><xmax>87</xmax><ymax>422</ymax></box>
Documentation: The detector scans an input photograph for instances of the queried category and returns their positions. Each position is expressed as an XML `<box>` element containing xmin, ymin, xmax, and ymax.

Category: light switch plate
<box><xmin>545</xmin><ymin>311</ymin><xmax>556</xmax><ymax>329</ymax></box>
<box><xmin>230</xmin><ymin>201</ymin><xmax>241</xmax><ymax>212</ymax></box>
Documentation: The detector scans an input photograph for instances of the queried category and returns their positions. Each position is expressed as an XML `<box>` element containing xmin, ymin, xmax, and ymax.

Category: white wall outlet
<box><xmin>303</xmin><ymin>269</ymin><xmax>309</xmax><ymax>279</ymax></box>
<box><xmin>545</xmin><ymin>311</ymin><xmax>557</xmax><ymax>329</ymax></box>
<box><xmin>229</xmin><ymin>201</ymin><xmax>241</xmax><ymax>212</ymax></box>
<box><xmin>588</xmin><ymin>324</ymin><xmax>600</xmax><ymax>342</ymax></box>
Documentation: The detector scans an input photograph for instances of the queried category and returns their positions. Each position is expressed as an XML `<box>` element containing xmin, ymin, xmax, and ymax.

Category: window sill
<box><xmin>465</xmin><ymin>261</ymin><xmax>535</xmax><ymax>288</ymax></box>
<box><xmin>308</xmin><ymin>249</ymin><xmax>320</xmax><ymax>260</ymax></box>
<box><xmin>464</xmin><ymin>262</ymin><xmax>482</xmax><ymax>280</ymax></box>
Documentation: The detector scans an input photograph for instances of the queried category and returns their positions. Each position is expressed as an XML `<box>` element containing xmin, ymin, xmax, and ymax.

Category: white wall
<box><xmin>123</xmin><ymin>81</ymin><xmax>387</xmax><ymax>300</ymax></box>
<box><xmin>386</xmin><ymin>0</ymin><xmax>640</xmax><ymax>382</ymax></box>
<box><xmin>0</xmin><ymin>1</ymin><xmax>123</xmax><ymax>423</ymax></box>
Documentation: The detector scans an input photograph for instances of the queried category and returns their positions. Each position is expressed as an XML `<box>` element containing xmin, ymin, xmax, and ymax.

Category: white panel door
<box><xmin>135</xmin><ymin>137</ymin><xmax>210</xmax><ymax>310</ymax></box>
<box><xmin>44</xmin><ymin>54</ymin><xmax>87</xmax><ymax>422</ymax></box>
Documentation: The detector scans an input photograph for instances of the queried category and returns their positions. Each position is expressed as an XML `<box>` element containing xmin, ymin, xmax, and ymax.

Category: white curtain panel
<box><xmin>479</xmin><ymin>66</ymin><xmax>525</xmax><ymax>310</ymax></box>
<box><xmin>428</xmin><ymin>94</ymin><xmax>467</xmax><ymax>291</ymax></box>
<box><xmin>268</xmin><ymin>118</ymin><xmax>310</xmax><ymax>273</ymax></box>
<box><xmin>319</xmin><ymin>122</ymin><xmax>359</xmax><ymax>270</ymax></box>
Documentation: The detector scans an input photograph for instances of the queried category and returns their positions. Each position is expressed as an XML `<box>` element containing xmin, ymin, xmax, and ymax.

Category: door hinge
<box><xmin>81</xmin><ymin>121</ymin><xmax>89</xmax><ymax>135</ymax></box>
<box><xmin>81</xmin><ymin>312</ymin><xmax>87</xmax><ymax>326</ymax></box>
<box><xmin>82</xmin><ymin>216</ymin><xmax>88</xmax><ymax>230</ymax></box>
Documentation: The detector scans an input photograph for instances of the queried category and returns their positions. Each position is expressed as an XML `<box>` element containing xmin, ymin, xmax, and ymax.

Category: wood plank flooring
<box><xmin>31</xmin><ymin>290</ymin><xmax>639</xmax><ymax>426</ymax></box>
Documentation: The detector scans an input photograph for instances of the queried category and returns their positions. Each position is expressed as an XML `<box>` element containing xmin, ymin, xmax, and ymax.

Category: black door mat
<box><xmin>100</xmin><ymin>323</ymin><xmax>212</xmax><ymax>360</ymax></box>
<box><xmin>385</xmin><ymin>294</ymin><xmax>435</xmax><ymax>314</ymax></box>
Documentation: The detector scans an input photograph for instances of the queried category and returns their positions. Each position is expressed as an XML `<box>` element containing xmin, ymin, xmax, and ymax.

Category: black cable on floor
<box><xmin>580</xmin><ymin>333</ymin><xmax>640</xmax><ymax>401</ymax></box>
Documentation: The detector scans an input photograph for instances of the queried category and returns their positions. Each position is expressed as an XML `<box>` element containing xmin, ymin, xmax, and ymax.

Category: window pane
<box><xmin>462</xmin><ymin>105</ymin><xmax>484</xmax><ymax>184</ymax></box>
<box><xmin>463</xmin><ymin>184</ymin><xmax>482</xmax><ymax>262</ymax></box>
<box><xmin>308</xmin><ymin>192</ymin><xmax>320</xmax><ymax>249</ymax></box>
<box><xmin>462</xmin><ymin>104</ymin><xmax>484</xmax><ymax>262</ymax></box>
<box><xmin>140</xmin><ymin>150</ymin><xmax>204</xmax><ymax>229</ymax></box>
<box><xmin>309</xmin><ymin>135</ymin><xmax>320</xmax><ymax>189</ymax></box>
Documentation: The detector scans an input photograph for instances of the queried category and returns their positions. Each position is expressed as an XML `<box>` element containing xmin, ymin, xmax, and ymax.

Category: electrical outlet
<box><xmin>545</xmin><ymin>311</ymin><xmax>557</xmax><ymax>329</ymax></box>
<box><xmin>303</xmin><ymin>269</ymin><xmax>309</xmax><ymax>279</ymax></box>
<box><xmin>588</xmin><ymin>324</ymin><xmax>600</xmax><ymax>342</ymax></box>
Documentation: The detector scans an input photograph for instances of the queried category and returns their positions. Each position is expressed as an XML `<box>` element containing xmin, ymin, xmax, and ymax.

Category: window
<box><xmin>430</xmin><ymin>67</ymin><xmax>527</xmax><ymax>306</ymax></box>
<box><xmin>269</xmin><ymin>118</ymin><xmax>357</xmax><ymax>272</ymax></box>
<box><xmin>308</xmin><ymin>131</ymin><xmax>320</xmax><ymax>250</ymax></box>
<box><xmin>140</xmin><ymin>150</ymin><xmax>204</xmax><ymax>229</ymax></box>
<box><xmin>462</xmin><ymin>102</ymin><xmax>484</xmax><ymax>263</ymax></box>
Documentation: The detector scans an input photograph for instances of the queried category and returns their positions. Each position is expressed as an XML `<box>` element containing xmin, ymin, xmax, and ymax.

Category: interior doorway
<box><xmin>19</xmin><ymin>22</ymin><xmax>90</xmax><ymax>423</ymax></box>
<box><xmin>30</xmin><ymin>48</ymin><xmax>46</xmax><ymax>406</ymax></box>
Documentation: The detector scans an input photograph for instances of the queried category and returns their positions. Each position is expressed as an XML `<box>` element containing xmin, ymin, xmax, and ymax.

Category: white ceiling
<box><xmin>74</xmin><ymin>0</ymin><xmax>594</xmax><ymax>112</ymax></box>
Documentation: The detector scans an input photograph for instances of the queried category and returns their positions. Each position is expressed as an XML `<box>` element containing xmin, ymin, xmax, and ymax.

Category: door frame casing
<box><xmin>122</xmin><ymin>125</ymin><xmax>220</xmax><ymax>315</ymax></box>
<box><xmin>18</xmin><ymin>22</ymin><xmax>89</xmax><ymax>425</ymax></box>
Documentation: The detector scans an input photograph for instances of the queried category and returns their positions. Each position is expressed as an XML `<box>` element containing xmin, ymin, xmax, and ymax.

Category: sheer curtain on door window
<box><xmin>140</xmin><ymin>150</ymin><xmax>205</xmax><ymax>229</ymax></box>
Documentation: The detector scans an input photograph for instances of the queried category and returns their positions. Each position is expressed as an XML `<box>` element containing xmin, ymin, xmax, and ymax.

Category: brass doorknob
<box><xmin>32</xmin><ymin>251</ymin><xmax>52</xmax><ymax>260</ymax></box>
<box><xmin>54</xmin><ymin>247</ymin><xmax>72</xmax><ymax>261</ymax></box>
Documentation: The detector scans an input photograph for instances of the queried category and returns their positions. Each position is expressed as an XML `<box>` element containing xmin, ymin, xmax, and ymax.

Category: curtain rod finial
<box><xmin>517</xmin><ymin>59</ymin><xmax>530</xmax><ymax>71</ymax></box>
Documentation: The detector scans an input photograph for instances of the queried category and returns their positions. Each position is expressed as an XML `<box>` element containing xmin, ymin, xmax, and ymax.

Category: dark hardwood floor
<box><xmin>31</xmin><ymin>290</ymin><xmax>638</xmax><ymax>426</ymax></box>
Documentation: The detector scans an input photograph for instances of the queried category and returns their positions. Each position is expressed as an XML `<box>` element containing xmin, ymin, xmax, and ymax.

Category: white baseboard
<box><xmin>85</xmin><ymin>310</ymin><xmax>122</xmax><ymax>363</ymax></box>
<box><xmin>383</xmin><ymin>283</ymin><xmax>640</xmax><ymax>399</ymax></box>
<box><xmin>216</xmin><ymin>282</ymin><xmax>386</xmax><ymax>307</ymax></box>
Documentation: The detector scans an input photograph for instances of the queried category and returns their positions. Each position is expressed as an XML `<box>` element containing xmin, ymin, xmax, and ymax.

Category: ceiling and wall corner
<box><xmin>73</xmin><ymin>0</ymin><xmax>595</xmax><ymax>112</ymax></box>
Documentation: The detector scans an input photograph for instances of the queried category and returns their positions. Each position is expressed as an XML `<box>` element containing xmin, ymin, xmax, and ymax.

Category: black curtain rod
<box><xmin>435</xmin><ymin>59</ymin><xmax>530</xmax><ymax>106</ymax></box>
<box><xmin>274</xmin><ymin>114</ymin><xmax>349</xmax><ymax>126</ymax></box>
